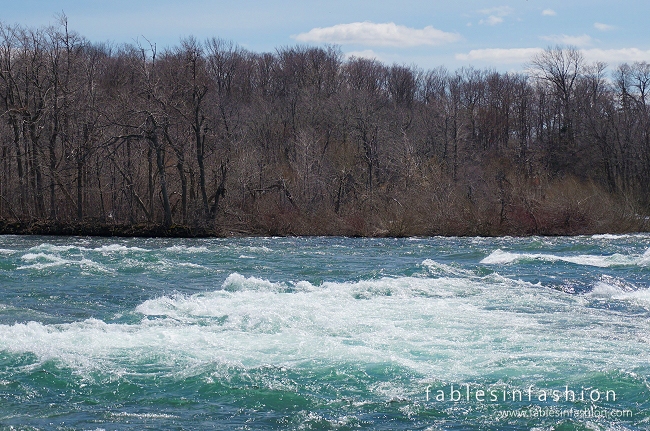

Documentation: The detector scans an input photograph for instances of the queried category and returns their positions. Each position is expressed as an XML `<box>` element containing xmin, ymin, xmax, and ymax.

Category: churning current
<box><xmin>0</xmin><ymin>235</ymin><xmax>648</xmax><ymax>430</ymax></box>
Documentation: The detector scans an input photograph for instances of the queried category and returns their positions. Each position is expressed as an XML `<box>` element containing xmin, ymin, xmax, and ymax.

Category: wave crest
<box><xmin>481</xmin><ymin>249</ymin><xmax>647</xmax><ymax>267</ymax></box>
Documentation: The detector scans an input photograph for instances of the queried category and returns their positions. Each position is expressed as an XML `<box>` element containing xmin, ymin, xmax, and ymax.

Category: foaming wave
<box><xmin>91</xmin><ymin>244</ymin><xmax>150</xmax><ymax>253</ymax></box>
<box><xmin>0</xmin><ymin>274</ymin><xmax>490</xmax><ymax>378</ymax></box>
<box><xmin>176</xmin><ymin>262</ymin><xmax>208</xmax><ymax>270</ymax></box>
<box><xmin>106</xmin><ymin>254</ymin><xmax>212</xmax><ymax>274</ymax></box>
<box><xmin>221</xmin><ymin>273</ymin><xmax>306</xmax><ymax>293</ymax></box>
<box><xmin>1</xmin><ymin>271</ymin><xmax>648</xmax><ymax>382</ymax></box>
<box><xmin>165</xmin><ymin>245</ymin><xmax>210</xmax><ymax>253</ymax></box>
<box><xmin>217</xmin><ymin>272</ymin><xmax>496</xmax><ymax>299</ymax></box>
<box><xmin>136</xmin><ymin>273</ymin><xmax>533</xmax><ymax>331</ymax></box>
<box><xmin>110</xmin><ymin>412</ymin><xmax>180</xmax><ymax>419</ymax></box>
<box><xmin>17</xmin><ymin>252</ymin><xmax>112</xmax><ymax>273</ymax></box>
<box><xmin>18</xmin><ymin>252</ymin><xmax>72</xmax><ymax>270</ymax></box>
<box><xmin>26</xmin><ymin>243</ymin><xmax>151</xmax><ymax>254</ymax></box>
<box><xmin>421</xmin><ymin>259</ymin><xmax>475</xmax><ymax>277</ymax></box>
<box><xmin>481</xmin><ymin>249</ymin><xmax>644</xmax><ymax>267</ymax></box>
<box><xmin>589</xmin><ymin>276</ymin><xmax>650</xmax><ymax>307</ymax></box>
<box><xmin>592</xmin><ymin>234</ymin><xmax>632</xmax><ymax>239</ymax></box>
<box><xmin>244</xmin><ymin>246</ymin><xmax>273</xmax><ymax>253</ymax></box>
<box><xmin>29</xmin><ymin>243</ymin><xmax>78</xmax><ymax>252</ymax></box>
<box><xmin>640</xmin><ymin>247</ymin><xmax>650</xmax><ymax>266</ymax></box>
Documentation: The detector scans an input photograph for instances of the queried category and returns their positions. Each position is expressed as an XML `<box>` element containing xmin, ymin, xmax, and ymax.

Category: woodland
<box><xmin>0</xmin><ymin>20</ymin><xmax>649</xmax><ymax>237</ymax></box>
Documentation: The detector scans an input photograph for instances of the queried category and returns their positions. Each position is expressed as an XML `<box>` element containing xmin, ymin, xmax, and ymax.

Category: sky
<box><xmin>3</xmin><ymin>0</ymin><xmax>649</xmax><ymax>72</ymax></box>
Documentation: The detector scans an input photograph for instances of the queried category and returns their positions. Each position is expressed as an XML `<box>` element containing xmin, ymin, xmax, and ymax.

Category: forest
<box><xmin>0</xmin><ymin>19</ymin><xmax>649</xmax><ymax>237</ymax></box>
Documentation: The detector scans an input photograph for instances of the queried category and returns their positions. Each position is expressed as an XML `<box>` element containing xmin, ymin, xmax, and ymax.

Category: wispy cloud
<box><xmin>455</xmin><ymin>48</ymin><xmax>543</xmax><ymax>64</ymax></box>
<box><xmin>455</xmin><ymin>47</ymin><xmax>650</xmax><ymax>66</ymax></box>
<box><xmin>594</xmin><ymin>22</ymin><xmax>615</xmax><ymax>31</ymax></box>
<box><xmin>293</xmin><ymin>22</ymin><xmax>461</xmax><ymax>47</ymax></box>
<box><xmin>477</xmin><ymin>6</ymin><xmax>514</xmax><ymax>17</ymax></box>
<box><xmin>542</xmin><ymin>9</ymin><xmax>556</xmax><ymax>16</ymax></box>
<box><xmin>480</xmin><ymin>16</ymin><xmax>504</xmax><ymax>26</ymax></box>
<box><xmin>540</xmin><ymin>34</ymin><xmax>593</xmax><ymax>47</ymax></box>
<box><xmin>344</xmin><ymin>50</ymin><xmax>381</xmax><ymax>61</ymax></box>
<box><xmin>582</xmin><ymin>48</ymin><xmax>650</xmax><ymax>63</ymax></box>
<box><xmin>477</xmin><ymin>6</ymin><xmax>514</xmax><ymax>26</ymax></box>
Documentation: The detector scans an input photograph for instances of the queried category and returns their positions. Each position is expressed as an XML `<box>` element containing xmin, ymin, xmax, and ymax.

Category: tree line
<box><xmin>0</xmin><ymin>19</ymin><xmax>648</xmax><ymax>236</ymax></box>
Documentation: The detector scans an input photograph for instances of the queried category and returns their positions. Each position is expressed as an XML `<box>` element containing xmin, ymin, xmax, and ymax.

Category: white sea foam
<box><xmin>481</xmin><ymin>249</ymin><xmax>644</xmax><ymax>267</ymax></box>
<box><xmin>110</xmin><ymin>412</ymin><xmax>180</xmax><ymax>419</ymax></box>
<box><xmin>480</xmin><ymin>250</ymin><xmax>522</xmax><ymax>265</ymax></box>
<box><xmin>591</xmin><ymin>233</ymin><xmax>633</xmax><ymax>239</ymax></box>
<box><xmin>78</xmin><ymin>258</ymin><xmax>114</xmax><ymax>274</ymax></box>
<box><xmin>589</xmin><ymin>277</ymin><xmax>650</xmax><ymax>307</ymax></box>
<box><xmin>25</xmin><ymin>243</ymin><xmax>152</xmax><ymax>255</ymax></box>
<box><xmin>17</xmin><ymin>252</ymin><xmax>112</xmax><ymax>273</ymax></box>
<box><xmin>165</xmin><ymin>245</ymin><xmax>210</xmax><ymax>253</ymax></box>
<box><xmin>221</xmin><ymin>272</ymin><xmax>291</xmax><ymax>292</ymax></box>
<box><xmin>91</xmin><ymin>244</ymin><xmax>150</xmax><ymax>253</ymax></box>
<box><xmin>103</xmin><ymin>256</ymin><xmax>209</xmax><ymax>274</ymax></box>
<box><xmin>18</xmin><ymin>253</ymin><xmax>70</xmax><ymax>270</ymax></box>
<box><xmin>1</xmin><ymin>271</ymin><xmax>648</xmax><ymax>383</ymax></box>
<box><xmin>592</xmin><ymin>233</ymin><xmax>650</xmax><ymax>240</ymax></box>
<box><xmin>245</xmin><ymin>246</ymin><xmax>273</xmax><ymax>253</ymax></box>
<box><xmin>176</xmin><ymin>262</ymin><xmax>208</xmax><ymax>269</ymax></box>
<box><xmin>29</xmin><ymin>243</ymin><xmax>78</xmax><ymax>252</ymax></box>
<box><xmin>421</xmin><ymin>259</ymin><xmax>475</xmax><ymax>277</ymax></box>
<box><xmin>640</xmin><ymin>247</ymin><xmax>650</xmax><ymax>266</ymax></box>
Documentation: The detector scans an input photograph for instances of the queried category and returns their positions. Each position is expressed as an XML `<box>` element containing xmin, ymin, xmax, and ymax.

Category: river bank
<box><xmin>1</xmin><ymin>214</ymin><xmax>647</xmax><ymax>238</ymax></box>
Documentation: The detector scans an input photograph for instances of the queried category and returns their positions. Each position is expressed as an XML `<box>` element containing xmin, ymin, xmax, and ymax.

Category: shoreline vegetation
<box><xmin>1</xmin><ymin>19</ymin><xmax>649</xmax><ymax>238</ymax></box>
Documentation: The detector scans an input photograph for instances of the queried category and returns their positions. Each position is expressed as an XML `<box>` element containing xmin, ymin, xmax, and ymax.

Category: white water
<box><xmin>481</xmin><ymin>248</ymin><xmax>650</xmax><ymax>267</ymax></box>
<box><xmin>1</xmin><ymin>235</ymin><xmax>649</xmax><ymax>429</ymax></box>
<box><xmin>1</xmin><ymin>268</ymin><xmax>648</xmax><ymax>384</ymax></box>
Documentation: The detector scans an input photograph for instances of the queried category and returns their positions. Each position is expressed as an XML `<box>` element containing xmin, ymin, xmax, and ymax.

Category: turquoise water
<box><xmin>0</xmin><ymin>235</ymin><xmax>648</xmax><ymax>430</ymax></box>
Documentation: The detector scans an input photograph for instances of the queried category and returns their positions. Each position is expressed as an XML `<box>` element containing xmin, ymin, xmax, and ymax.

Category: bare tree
<box><xmin>529</xmin><ymin>46</ymin><xmax>585</xmax><ymax>173</ymax></box>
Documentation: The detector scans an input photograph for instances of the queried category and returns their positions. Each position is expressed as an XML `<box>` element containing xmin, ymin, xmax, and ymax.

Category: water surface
<box><xmin>0</xmin><ymin>235</ymin><xmax>648</xmax><ymax>430</ymax></box>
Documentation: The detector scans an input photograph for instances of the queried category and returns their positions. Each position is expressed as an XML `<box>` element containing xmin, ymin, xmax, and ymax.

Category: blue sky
<box><xmin>3</xmin><ymin>0</ymin><xmax>649</xmax><ymax>71</ymax></box>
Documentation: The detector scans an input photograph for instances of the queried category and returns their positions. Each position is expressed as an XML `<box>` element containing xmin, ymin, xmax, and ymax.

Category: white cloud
<box><xmin>344</xmin><ymin>50</ymin><xmax>381</xmax><ymax>61</ymax></box>
<box><xmin>480</xmin><ymin>16</ymin><xmax>504</xmax><ymax>26</ymax></box>
<box><xmin>455</xmin><ymin>48</ymin><xmax>543</xmax><ymax>64</ymax></box>
<box><xmin>477</xmin><ymin>6</ymin><xmax>514</xmax><ymax>17</ymax></box>
<box><xmin>582</xmin><ymin>48</ymin><xmax>650</xmax><ymax>64</ymax></box>
<box><xmin>542</xmin><ymin>9</ymin><xmax>557</xmax><ymax>16</ymax></box>
<box><xmin>540</xmin><ymin>34</ymin><xmax>593</xmax><ymax>47</ymax></box>
<box><xmin>477</xmin><ymin>6</ymin><xmax>513</xmax><ymax>26</ymax></box>
<box><xmin>293</xmin><ymin>22</ymin><xmax>461</xmax><ymax>47</ymax></box>
<box><xmin>594</xmin><ymin>22</ymin><xmax>615</xmax><ymax>31</ymax></box>
<box><xmin>455</xmin><ymin>47</ymin><xmax>650</xmax><ymax>66</ymax></box>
